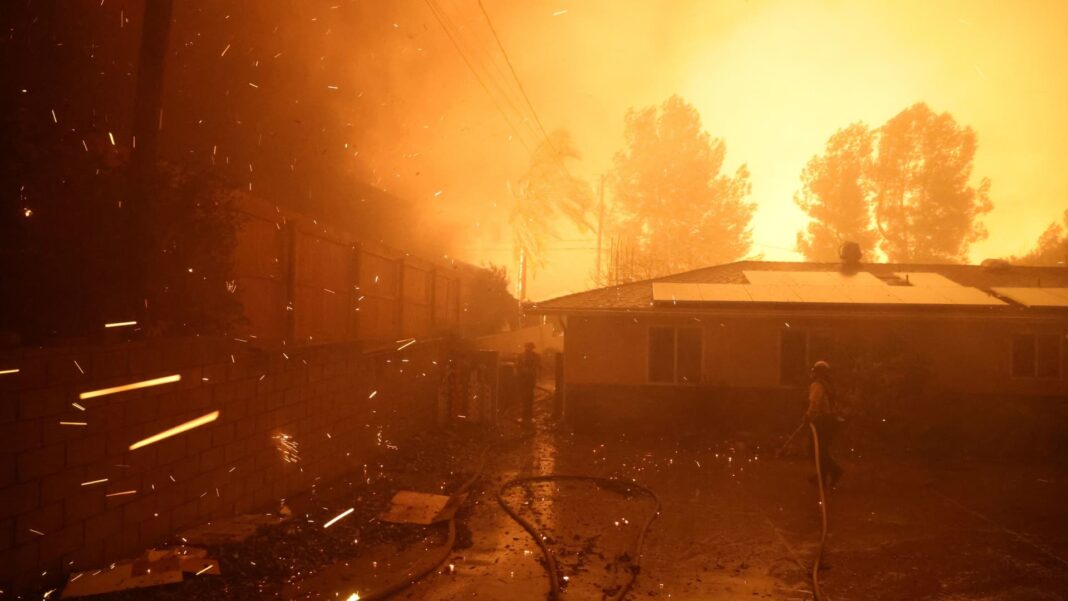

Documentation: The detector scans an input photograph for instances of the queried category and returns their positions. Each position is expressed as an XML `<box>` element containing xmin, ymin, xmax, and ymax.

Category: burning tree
<box><xmin>510</xmin><ymin>129</ymin><xmax>594</xmax><ymax>300</ymax></box>
<box><xmin>796</xmin><ymin>103</ymin><xmax>993</xmax><ymax>263</ymax></box>
<box><xmin>605</xmin><ymin>95</ymin><xmax>754</xmax><ymax>282</ymax></box>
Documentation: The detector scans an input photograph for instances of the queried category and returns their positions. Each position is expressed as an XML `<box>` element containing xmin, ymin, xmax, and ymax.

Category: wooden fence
<box><xmin>230</xmin><ymin>195</ymin><xmax>476</xmax><ymax>347</ymax></box>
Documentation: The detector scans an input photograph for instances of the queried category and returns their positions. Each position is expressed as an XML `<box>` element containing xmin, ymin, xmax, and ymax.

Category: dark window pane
<box><xmin>1036</xmin><ymin>334</ymin><xmax>1061</xmax><ymax>378</ymax></box>
<box><xmin>1012</xmin><ymin>334</ymin><xmax>1036</xmax><ymax>378</ymax></box>
<box><xmin>649</xmin><ymin>327</ymin><xmax>675</xmax><ymax>383</ymax></box>
<box><xmin>677</xmin><ymin>328</ymin><xmax>702</xmax><ymax>384</ymax></box>
<box><xmin>780</xmin><ymin>330</ymin><xmax>808</xmax><ymax>386</ymax></box>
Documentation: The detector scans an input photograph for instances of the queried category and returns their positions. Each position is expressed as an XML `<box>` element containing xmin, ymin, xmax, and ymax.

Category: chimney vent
<box><xmin>839</xmin><ymin>241</ymin><xmax>862</xmax><ymax>273</ymax></box>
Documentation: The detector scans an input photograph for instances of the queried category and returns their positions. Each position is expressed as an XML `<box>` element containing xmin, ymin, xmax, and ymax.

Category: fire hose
<box><xmin>497</xmin><ymin>475</ymin><xmax>661</xmax><ymax>601</ymax></box>
<box><xmin>809</xmin><ymin>421</ymin><xmax>829</xmax><ymax>601</ymax></box>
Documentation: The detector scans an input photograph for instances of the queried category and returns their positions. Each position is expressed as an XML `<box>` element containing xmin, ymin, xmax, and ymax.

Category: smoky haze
<box><xmin>9</xmin><ymin>0</ymin><xmax>1068</xmax><ymax>300</ymax></box>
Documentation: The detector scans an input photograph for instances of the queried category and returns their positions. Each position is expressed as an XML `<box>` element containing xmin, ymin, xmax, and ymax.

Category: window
<box><xmin>780</xmin><ymin>330</ymin><xmax>808</xmax><ymax>386</ymax></box>
<box><xmin>648</xmin><ymin>326</ymin><xmax>702</xmax><ymax>384</ymax></box>
<box><xmin>1012</xmin><ymin>333</ymin><xmax>1062</xmax><ymax>378</ymax></box>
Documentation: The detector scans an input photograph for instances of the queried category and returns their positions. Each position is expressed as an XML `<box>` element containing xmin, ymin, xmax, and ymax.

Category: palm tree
<box><xmin>510</xmin><ymin>130</ymin><xmax>594</xmax><ymax>300</ymax></box>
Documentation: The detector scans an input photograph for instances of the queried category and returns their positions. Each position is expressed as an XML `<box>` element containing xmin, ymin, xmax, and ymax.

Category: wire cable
<box><xmin>475</xmin><ymin>0</ymin><xmax>558</xmax><ymax>155</ymax></box>
<box><xmin>422</xmin><ymin>0</ymin><xmax>539</xmax><ymax>155</ymax></box>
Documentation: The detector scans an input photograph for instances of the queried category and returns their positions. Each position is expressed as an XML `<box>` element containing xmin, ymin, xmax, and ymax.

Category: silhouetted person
<box><xmin>516</xmin><ymin>342</ymin><xmax>540</xmax><ymax>427</ymax></box>
<box><xmin>807</xmin><ymin>360</ymin><xmax>844</xmax><ymax>488</ymax></box>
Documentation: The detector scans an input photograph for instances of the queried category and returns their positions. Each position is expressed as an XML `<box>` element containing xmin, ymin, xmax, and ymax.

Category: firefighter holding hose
<box><xmin>807</xmin><ymin>360</ymin><xmax>844</xmax><ymax>488</ymax></box>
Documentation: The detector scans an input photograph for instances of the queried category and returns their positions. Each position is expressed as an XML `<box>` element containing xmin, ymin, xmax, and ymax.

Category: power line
<box><xmin>475</xmin><ymin>0</ymin><xmax>557</xmax><ymax>156</ymax></box>
<box><xmin>423</xmin><ymin>0</ymin><xmax>540</xmax><ymax>155</ymax></box>
<box><xmin>434</xmin><ymin>0</ymin><xmax>543</xmax><ymax>145</ymax></box>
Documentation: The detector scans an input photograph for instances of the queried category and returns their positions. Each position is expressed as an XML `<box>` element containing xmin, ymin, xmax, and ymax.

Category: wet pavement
<box><xmin>35</xmin><ymin>398</ymin><xmax>1068</xmax><ymax>600</ymax></box>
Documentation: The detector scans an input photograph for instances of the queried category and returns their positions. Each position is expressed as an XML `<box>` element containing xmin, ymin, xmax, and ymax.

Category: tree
<box><xmin>464</xmin><ymin>264</ymin><xmax>519</xmax><ymax>336</ymax></box>
<box><xmin>795</xmin><ymin>123</ymin><xmax>878</xmax><ymax>261</ymax></box>
<box><xmin>510</xmin><ymin>129</ymin><xmax>594</xmax><ymax>300</ymax></box>
<box><xmin>871</xmin><ymin>103</ymin><xmax>992</xmax><ymax>263</ymax></box>
<box><xmin>607</xmin><ymin>95</ymin><xmax>754</xmax><ymax>280</ymax></box>
<box><xmin>1015</xmin><ymin>209</ymin><xmax>1068</xmax><ymax>266</ymax></box>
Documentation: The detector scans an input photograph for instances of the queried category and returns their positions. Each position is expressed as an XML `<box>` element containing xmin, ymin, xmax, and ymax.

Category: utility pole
<box><xmin>594</xmin><ymin>174</ymin><xmax>606</xmax><ymax>285</ymax></box>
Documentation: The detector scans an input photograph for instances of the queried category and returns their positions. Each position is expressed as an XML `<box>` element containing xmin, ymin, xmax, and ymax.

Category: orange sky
<box><xmin>374</xmin><ymin>1</ymin><xmax>1068</xmax><ymax>300</ymax></box>
<box><xmin>452</xmin><ymin>0</ymin><xmax>1068</xmax><ymax>299</ymax></box>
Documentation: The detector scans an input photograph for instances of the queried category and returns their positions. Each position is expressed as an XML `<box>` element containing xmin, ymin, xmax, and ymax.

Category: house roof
<box><xmin>531</xmin><ymin>260</ymin><xmax>1068</xmax><ymax>314</ymax></box>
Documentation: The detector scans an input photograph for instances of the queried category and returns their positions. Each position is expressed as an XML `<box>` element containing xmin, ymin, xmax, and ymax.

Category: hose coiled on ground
<box><xmin>497</xmin><ymin>475</ymin><xmax>661</xmax><ymax>601</ymax></box>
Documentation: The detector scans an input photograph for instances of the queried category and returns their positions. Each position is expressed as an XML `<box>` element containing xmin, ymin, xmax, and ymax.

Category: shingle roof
<box><xmin>531</xmin><ymin>260</ymin><xmax>1068</xmax><ymax>313</ymax></box>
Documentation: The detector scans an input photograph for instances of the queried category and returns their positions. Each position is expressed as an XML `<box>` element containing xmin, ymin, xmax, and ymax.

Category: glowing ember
<box><xmin>323</xmin><ymin>507</ymin><xmax>355</xmax><ymax>528</ymax></box>
<box><xmin>273</xmin><ymin>433</ymin><xmax>300</xmax><ymax>463</ymax></box>
<box><xmin>128</xmin><ymin>410</ymin><xmax>220</xmax><ymax>450</ymax></box>
<box><xmin>105</xmin><ymin>490</ymin><xmax>137</xmax><ymax>498</ymax></box>
<box><xmin>79</xmin><ymin>374</ymin><xmax>181</xmax><ymax>400</ymax></box>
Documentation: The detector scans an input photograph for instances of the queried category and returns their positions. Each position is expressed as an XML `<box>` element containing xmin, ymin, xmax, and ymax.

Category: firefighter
<box><xmin>807</xmin><ymin>360</ymin><xmax>844</xmax><ymax>488</ymax></box>
<box><xmin>516</xmin><ymin>342</ymin><xmax>540</xmax><ymax>427</ymax></box>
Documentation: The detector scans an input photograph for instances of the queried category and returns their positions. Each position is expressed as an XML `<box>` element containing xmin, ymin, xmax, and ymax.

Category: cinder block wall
<box><xmin>0</xmin><ymin>336</ymin><xmax>443</xmax><ymax>590</ymax></box>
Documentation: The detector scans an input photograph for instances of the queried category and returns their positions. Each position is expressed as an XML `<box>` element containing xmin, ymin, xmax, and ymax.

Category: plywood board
<box><xmin>178</xmin><ymin>514</ymin><xmax>286</xmax><ymax>545</ymax></box>
<box><xmin>379</xmin><ymin>491</ymin><xmax>453</xmax><ymax>525</ymax></box>
<box><xmin>62</xmin><ymin>559</ymin><xmax>183</xmax><ymax>598</ymax></box>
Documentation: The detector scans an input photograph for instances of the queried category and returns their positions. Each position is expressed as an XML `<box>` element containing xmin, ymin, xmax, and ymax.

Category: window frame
<box><xmin>646</xmin><ymin>325</ymin><xmax>703</xmax><ymax>386</ymax></box>
<box><xmin>1011</xmin><ymin>332</ymin><xmax>1063</xmax><ymax>379</ymax></box>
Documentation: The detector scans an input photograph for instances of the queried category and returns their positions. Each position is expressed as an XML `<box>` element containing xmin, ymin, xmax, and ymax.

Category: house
<box><xmin>532</xmin><ymin>258</ymin><xmax>1068</xmax><ymax>435</ymax></box>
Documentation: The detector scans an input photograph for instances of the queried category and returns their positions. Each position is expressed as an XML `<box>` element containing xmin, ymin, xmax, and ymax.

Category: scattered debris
<box><xmin>61</xmin><ymin>546</ymin><xmax>219</xmax><ymax>597</ymax></box>
<box><xmin>178</xmin><ymin>513</ymin><xmax>289</xmax><ymax>545</ymax></box>
<box><xmin>379</xmin><ymin>490</ymin><xmax>463</xmax><ymax>525</ymax></box>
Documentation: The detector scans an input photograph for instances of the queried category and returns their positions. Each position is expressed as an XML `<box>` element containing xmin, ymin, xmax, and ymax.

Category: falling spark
<box><xmin>368</xmin><ymin>390</ymin><xmax>377</xmax><ymax>399</ymax></box>
<box><xmin>397</xmin><ymin>339</ymin><xmax>416</xmax><ymax>351</ymax></box>
<box><xmin>71</xmin><ymin>402</ymin><xmax>85</xmax><ymax>411</ymax></box>
<box><xmin>79</xmin><ymin>374</ymin><xmax>180</xmax><ymax>400</ymax></box>
<box><xmin>248</xmin><ymin>82</ymin><xmax>259</xmax><ymax>88</ymax></box>
<box><xmin>104</xmin><ymin>320</ymin><xmax>137</xmax><ymax>328</ymax></box>
<box><xmin>105</xmin><ymin>490</ymin><xmax>137</xmax><ymax>498</ymax></box>
<box><xmin>220</xmin><ymin>43</ymin><xmax>231</xmax><ymax>57</ymax></box>
<box><xmin>29</xmin><ymin>529</ymin><xmax>45</xmax><ymax>536</ymax></box>
<box><xmin>81</xmin><ymin>478</ymin><xmax>108</xmax><ymax>487</ymax></box>
<box><xmin>0</xmin><ymin>368</ymin><xmax>19</xmax><ymax>375</ymax></box>
<box><xmin>323</xmin><ymin>507</ymin><xmax>354</xmax><ymax>528</ymax></box>
<box><xmin>73</xmin><ymin>360</ymin><xmax>84</xmax><ymax>374</ymax></box>
<box><xmin>128</xmin><ymin>411</ymin><xmax>219</xmax><ymax>451</ymax></box>
<box><xmin>552</xmin><ymin>9</ymin><xmax>568</xmax><ymax>16</ymax></box>
<box><xmin>108</xmin><ymin>132</ymin><xmax>115</xmax><ymax>145</ymax></box>
<box><xmin>59</xmin><ymin>422</ymin><xmax>87</xmax><ymax>426</ymax></box>
<box><xmin>195</xmin><ymin>565</ymin><xmax>214</xmax><ymax>576</ymax></box>
<box><xmin>345</xmin><ymin>594</ymin><xmax>360</xmax><ymax>601</ymax></box>
<box><xmin>51</xmin><ymin>109</ymin><xmax>57</xmax><ymax>123</ymax></box>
